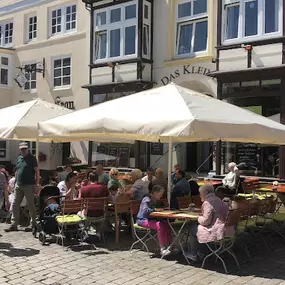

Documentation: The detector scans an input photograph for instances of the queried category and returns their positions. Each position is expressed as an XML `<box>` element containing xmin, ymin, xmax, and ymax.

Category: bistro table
<box><xmin>150</xmin><ymin>209</ymin><xmax>202</xmax><ymax>264</ymax></box>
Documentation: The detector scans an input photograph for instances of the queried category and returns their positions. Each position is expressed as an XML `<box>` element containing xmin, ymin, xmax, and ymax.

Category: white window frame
<box><xmin>0</xmin><ymin>20</ymin><xmax>13</xmax><ymax>47</ymax></box>
<box><xmin>175</xmin><ymin>0</ymin><xmax>208</xmax><ymax>59</ymax></box>
<box><xmin>142</xmin><ymin>0</ymin><xmax>151</xmax><ymax>59</ymax></box>
<box><xmin>22</xmin><ymin>61</ymin><xmax>37</xmax><ymax>93</ymax></box>
<box><xmin>222</xmin><ymin>0</ymin><xmax>283</xmax><ymax>45</ymax></box>
<box><xmin>26</xmin><ymin>14</ymin><xmax>37</xmax><ymax>43</ymax></box>
<box><xmin>49</xmin><ymin>2</ymin><xmax>77</xmax><ymax>37</ymax></box>
<box><xmin>51</xmin><ymin>55</ymin><xmax>72</xmax><ymax>90</ymax></box>
<box><xmin>0</xmin><ymin>54</ymin><xmax>12</xmax><ymax>88</ymax></box>
<box><xmin>94</xmin><ymin>0</ymin><xmax>138</xmax><ymax>64</ymax></box>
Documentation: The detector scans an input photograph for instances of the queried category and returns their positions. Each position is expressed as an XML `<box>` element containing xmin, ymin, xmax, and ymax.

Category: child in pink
<box><xmin>136</xmin><ymin>185</ymin><xmax>172</xmax><ymax>256</ymax></box>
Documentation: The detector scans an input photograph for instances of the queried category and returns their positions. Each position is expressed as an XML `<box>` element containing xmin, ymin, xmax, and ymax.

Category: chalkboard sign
<box><xmin>237</xmin><ymin>143</ymin><xmax>258</xmax><ymax>168</ymax></box>
<box><xmin>119</xmin><ymin>147</ymin><xmax>130</xmax><ymax>167</ymax></box>
<box><xmin>107</xmin><ymin>147</ymin><xmax>118</xmax><ymax>166</ymax></box>
<box><xmin>151</xmin><ymin>142</ymin><xmax>163</xmax><ymax>155</ymax></box>
<box><xmin>96</xmin><ymin>146</ymin><xmax>106</xmax><ymax>166</ymax></box>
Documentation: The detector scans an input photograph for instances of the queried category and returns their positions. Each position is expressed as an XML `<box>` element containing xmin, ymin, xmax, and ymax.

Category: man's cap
<box><xmin>19</xmin><ymin>142</ymin><xmax>28</xmax><ymax>149</ymax></box>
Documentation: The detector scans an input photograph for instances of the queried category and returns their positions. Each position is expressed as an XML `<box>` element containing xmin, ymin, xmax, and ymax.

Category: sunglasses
<box><xmin>112</xmin><ymin>173</ymin><xmax>119</xmax><ymax>176</ymax></box>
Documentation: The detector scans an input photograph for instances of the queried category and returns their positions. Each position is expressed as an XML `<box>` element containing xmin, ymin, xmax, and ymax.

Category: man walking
<box><xmin>5</xmin><ymin>142</ymin><xmax>39</xmax><ymax>232</ymax></box>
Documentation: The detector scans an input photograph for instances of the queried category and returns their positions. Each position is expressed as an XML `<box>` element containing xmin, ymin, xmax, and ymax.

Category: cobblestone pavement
<box><xmin>0</xmin><ymin>223</ymin><xmax>285</xmax><ymax>285</ymax></box>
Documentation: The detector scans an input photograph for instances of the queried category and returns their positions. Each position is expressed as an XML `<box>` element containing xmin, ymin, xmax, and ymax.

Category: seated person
<box><xmin>170</xmin><ymin>170</ymin><xmax>190</xmax><ymax>209</ymax></box>
<box><xmin>149</xmin><ymin>168</ymin><xmax>168</xmax><ymax>192</ymax></box>
<box><xmin>186</xmin><ymin>185</ymin><xmax>229</xmax><ymax>262</ymax></box>
<box><xmin>136</xmin><ymin>185</ymin><xmax>172</xmax><ymax>256</ymax></box>
<box><xmin>215</xmin><ymin>162</ymin><xmax>239</xmax><ymax>199</ymax></box>
<box><xmin>108</xmin><ymin>168</ymin><xmax>122</xmax><ymax>202</ymax></box>
<box><xmin>125</xmin><ymin>169</ymin><xmax>149</xmax><ymax>200</ymax></box>
<box><xmin>57</xmin><ymin>172</ymin><xmax>78</xmax><ymax>200</ymax></box>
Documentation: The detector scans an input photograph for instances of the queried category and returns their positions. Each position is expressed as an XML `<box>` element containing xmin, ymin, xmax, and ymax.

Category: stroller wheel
<box><xmin>39</xmin><ymin>232</ymin><xmax>46</xmax><ymax>245</ymax></box>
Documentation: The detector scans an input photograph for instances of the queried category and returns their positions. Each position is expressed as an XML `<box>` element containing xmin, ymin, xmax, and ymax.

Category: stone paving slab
<box><xmin>0</xmin><ymin>224</ymin><xmax>284</xmax><ymax>285</ymax></box>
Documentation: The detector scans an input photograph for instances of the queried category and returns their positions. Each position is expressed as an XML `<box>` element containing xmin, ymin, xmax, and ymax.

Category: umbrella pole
<box><xmin>167</xmin><ymin>139</ymin><xmax>172</xmax><ymax>203</ymax></box>
<box><xmin>36</xmin><ymin>137</ymin><xmax>39</xmax><ymax>162</ymax></box>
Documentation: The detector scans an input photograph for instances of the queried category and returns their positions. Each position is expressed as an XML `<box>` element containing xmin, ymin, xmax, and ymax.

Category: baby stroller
<box><xmin>34</xmin><ymin>185</ymin><xmax>61</xmax><ymax>245</ymax></box>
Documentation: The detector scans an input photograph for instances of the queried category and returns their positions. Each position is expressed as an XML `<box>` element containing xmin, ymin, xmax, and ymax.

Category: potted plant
<box><xmin>65</xmin><ymin>156</ymin><xmax>82</xmax><ymax>165</ymax></box>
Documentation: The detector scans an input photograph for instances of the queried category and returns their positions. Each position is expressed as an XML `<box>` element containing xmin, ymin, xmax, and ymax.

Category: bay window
<box><xmin>223</xmin><ymin>0</ymin><xmax>282</xmax><ymax>43</ymax></box>
<box><xmin>175</xmin><ymin>0</ymin><xmax>208</xmax><ymax>58</ymax></box>
<box><xmin>142</xmin><ymin>1</ymin><xmax>151</xmax><ymax>59</ymax></box>
<box><xmin>94</xmin><ymin>1</ymin><xmax>138</xmax><ymax>62</ymax></box>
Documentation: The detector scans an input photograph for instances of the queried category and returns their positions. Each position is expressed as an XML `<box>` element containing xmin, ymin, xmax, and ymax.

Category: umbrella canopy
<box><xmin>39</xmin><ymin>83</ymin><xmax>285</xmax><ymax>145</ymax></box>
<box><xmin>0</xmin><ymin>99</ymin><xmax>72</xmax><ymax>141</ymax></box>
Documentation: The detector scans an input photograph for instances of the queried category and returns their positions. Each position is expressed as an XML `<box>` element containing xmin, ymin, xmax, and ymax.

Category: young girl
<box><xmin>136</xmin><ymin>185</ymin><xmax>172</xmax><ymax>256</ymax></box>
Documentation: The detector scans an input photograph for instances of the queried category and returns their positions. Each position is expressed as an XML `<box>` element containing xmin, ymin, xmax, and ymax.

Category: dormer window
<box><xmin>94</xmin><ymin>0</ymin><xmax>152</xmax><ymax>63</ymax></box>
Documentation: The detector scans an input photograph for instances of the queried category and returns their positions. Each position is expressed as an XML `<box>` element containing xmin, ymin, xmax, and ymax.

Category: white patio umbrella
<box><xmin>0</xmin><ymin>99</ymin><xmax>73</xmax><ymax>158</ymax></box>
<box><xmin>38</xmin><ymin>83</ymin><xmax>285</xmax><ymax>200</ymax></box>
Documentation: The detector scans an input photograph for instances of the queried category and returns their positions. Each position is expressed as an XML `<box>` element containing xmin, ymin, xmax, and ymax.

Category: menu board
<box><xmin>237</xmin><ymin>143</ymin><xmax>258</xmax><ymax>168</ymax></box>
<box><xmin>107</xmin><ymin>147</ymin><xmax>118</xmax><ymax>166</ymax></box>
<box><xmin>96</xmin><ymin>146</ymin><xmax>106</xmax><ymax>166</ymax></box>
<box><xmin>119</xmin><ymin>147</ymin><xmax>130</xmax><ymax>167</ymax></box>
<box><xmin>150</xmin><ymin>142</ymin><xmax>163</xmax><ymax>155</ymax></box>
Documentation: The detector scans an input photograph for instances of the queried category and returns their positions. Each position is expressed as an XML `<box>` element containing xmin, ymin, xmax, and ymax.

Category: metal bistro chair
<box><xmin>201</xmin><ymin>209</ymin><xmax>241</xmax><ymax>274</ymax></box>
<box><xmin>56</xmin><ymin>199</ymin><xmax>86</xmax><ymax>248</ymax></box>
<box><xmin>129</xmin><ymin>200</ymin><xmax>158</xmax><ymax>257</ymax></box>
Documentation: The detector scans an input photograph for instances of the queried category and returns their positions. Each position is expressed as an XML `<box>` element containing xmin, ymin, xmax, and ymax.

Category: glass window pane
<box><xmin>96</xmin><ymin>12</ymin><xmax>106</xmax><ymax>26</ymax></box>
<box><xmin>110</xmin><ymin>8</ymin><xmax>121</xmax><ymax>23</ymax></box>
<box><xmin>177</xmin><ymin>23</ymin><xmax>193</xmax><ymax>55</ymax></box>
<box><xmin>54</xmin><ymin>78</ymin><xmax>61</xmax><ymax>87</ymax></box>
<box><xmin>245</xmin><ymin>1</ymin><xmax>258</xmax><ymax>37</ymax></box>
<box><xmin>144</xmin><ymin>4</ymin><xmax>149</xmax><ymax>19</ymax></box>
<box><xmin>54</xmin><ymin>69</ymin><xmax>61</xmax><ymax>77</ymax></box>
<box><xmin>125</xmin><ymin>26</ymin><xmax>136</xmax><ymax>55</ymax></box>
<box><xmin>226</xmin><ymin>5</ymin><xmax>239</xmax><ymax>39</ymax></box>
<box><xmin>265</xmin><ymin>0</ymin><xmax>279</xmax><ymax>34</ymax></box>
<box><xmin>110</xmin><ymin>29</ymin><xmax>120</xmax><ymax>57</ymax></box>
<box><xmin>54</xmin><ymin>59</ymin><xmax>61</xmax><ymax>68</ymax></box>
<box><xmin>194</xmin><ymin>20</ymin><xmax>208</xmax><ymax>52</ymax></box>
<box><xmin>63</xmin><ymin>58</ymin><xmax>71</xmax><ymax>66</ymax></box>
<box><xmin>1</xmin><ymin>57</ymin><xmax>8</xmax><ymax>65</ymax></box>
<box><xmin>63</xmin><ymin>77</ymin><xmax>70</xmax><ymax>85</ymax></box>
<box><xmin>31</xmin><ymin>81</ymin><xmax>36</xmax><ymax>89</ymax></box>
<box><xmin>193</xmin><ymin>0</ymin><xmax>207</xmax><ymax>14</ymax></box>
<box><xmin>0</xmin><ymin>69</ymin><xmax>8</xmax><ymax>85</ymax></box>
<box><xmin>178</xmin><ymin>2</ymin><xmax>191</xmax><ymax>18</ymax></box>
<box><xmin>63</xmin><ymin>67</ymin><xmax>70</xmax><ymax>76</ymax></box>
<box><xmin>143</xmin><ymin>24</ymin><xmax>150</xmax><ymax>56</ymax></box>
<box><xmin>125</xmin><ymin>4</ymin><xmax>136</xmax><ymax>19</ymax></box>
<box><xmin>95</xmin><ymin>32</ymin><xmax>107</xmax><ymax>60</ymax></box>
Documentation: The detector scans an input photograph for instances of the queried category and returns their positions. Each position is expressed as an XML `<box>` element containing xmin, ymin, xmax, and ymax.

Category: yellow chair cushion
<box><xmin>237</xmin><ymin>194</ymin><xmax>254</xmax><ymax>198</ymax></box>
<box><xmin>238</xmin><ymin>218</ymin><xmax>255</xmax><ymax>228</ymax></box>
<box><xmin>272</xmin><ymin>213</ymin><xmax>285</xmax><ymax>222</ymax></box>
<box><xmin>236</xmin><ymin>225</ymin><xmax>246</xmax><ymax>235</ymax></box>
<box><xmin>134</xmin><ymin>223</ymin><xmax>149</xmax><ymax>230</ymax></box>
<box><xmin>255</xmin><ymin>217</ymin><xmax>274</xmax><ymax>225</ymax></box>
<box><xmin>56</xmin><ymin>215</ymin><xmax>82</xmax><ymax>224</ymax></box>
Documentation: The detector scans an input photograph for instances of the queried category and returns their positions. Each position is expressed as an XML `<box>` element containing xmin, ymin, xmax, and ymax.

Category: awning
<box><xmin>82</xmin><ymin>80</ymin><xmax>154</xmax><ymax>93</ymax></box>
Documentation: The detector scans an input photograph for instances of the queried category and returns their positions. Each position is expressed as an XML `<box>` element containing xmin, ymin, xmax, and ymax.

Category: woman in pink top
<box><xmin>186</xmin><ymin>184</ymin><xmax>230</xmax><ymax>262</ymax></box>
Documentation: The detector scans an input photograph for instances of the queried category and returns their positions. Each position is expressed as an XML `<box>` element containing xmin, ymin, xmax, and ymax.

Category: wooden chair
<box><xmin>191</xmin><ymin>195</ymin><xmax>202</xmax><ymax>208</ymax></box>
<box><xmin>201</xmin><ymin>210</ymin><xmax>241</xmax><ymax>274</ymax></box>
<box><xmin>56</xmin><ymin>199</ymin><xmax>85</xmax><ymax>248</ymax></box>
<box><xmin>129</xmin><ymin>200</ymin><xmax>158</xmax><ymax>257</ymax></box>
<box><xmin>85</xmin><ymin>197</ymin><xmax>108</xmax><ymax>243</ymax></box>
<box><xmin>114</xmin><ymin>194</ymin><xmax>130</xmax><ymax>244</ymax></box>
<box><xmin>177</xmin><ymin>196</ymin><xmax>191</xmax><ymax>209</ymax></box>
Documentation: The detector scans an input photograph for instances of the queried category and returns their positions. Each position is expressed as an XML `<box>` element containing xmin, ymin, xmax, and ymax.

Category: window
<box><xmin>0</xmin><ymin>56</ymin><xmax>9</xmax><ymax>87</ymax></box>
<box><xmin>94</xmin><ymin>1</ymin><xmax>137</xmax><ymax>62</ymax></box>
<box><xmin>50</xmin><ymin>3</ymin><xmax>76</xmax><ymax>36</ymax></box>
<box><xmin>142</xmin><ymin>1</ymin><xmax>151</xmax><ymax>58</ymax></box>
<box><xmin>223</xmin><ymin>0</ymin><xmax>282</xmax><ymax>43</ymax></box>
<box><xmin>23</xmin><ymin>63</ymin><xmax>37</xmax><ymax>91</ymax></box>
<box><xmin>0</xmin><ymin>141</ymin><xmax>7</xmax><ymax>159</ymax></box>
<box><xmin>0</xmin><ymin>21</ymin><xmax>13</xmax><ymax>47</ymax></box>
<box><xmin>52</xmin><ymin>56</ymin><xmax>72</xmax><ymax>88</ymax></box>
<box><xmin>176</xmin><ymin>0</ymin><xmax>208</xmax><ymax>57</ymax></box>
<box><xmin>27</xmin><ymin>15</ymin><xmax>37</xmax><ymax>42</ymax></box>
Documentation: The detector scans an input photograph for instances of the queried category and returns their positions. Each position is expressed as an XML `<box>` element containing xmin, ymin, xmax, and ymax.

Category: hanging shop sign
<box><xmin>160</xmin><ymin>65</ymin><xmax>211</xmax><ymax>85</ymax></box>
<box><xmin>54</xmin><ymin>97</ymin><xmax>75</xmax><ymax>110</ymax></box>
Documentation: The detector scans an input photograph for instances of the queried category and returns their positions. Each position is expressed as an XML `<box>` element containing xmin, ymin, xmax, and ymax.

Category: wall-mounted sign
<box><xmin>160</xmin><ymin>65</ymin><xmax>211</xmax><ymax>85</ymax></box>
<box><xmin>150</xmin><ymin>142</ymin><xmax>163</xmax><ymax>155</ymax></box>
<box><xmin>55</xmin><ymin>97</ymin><xmax>75</xmax><ymax>110</ymax></box>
